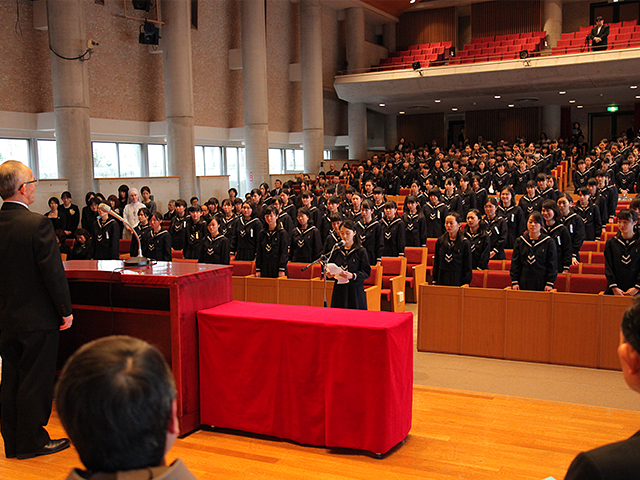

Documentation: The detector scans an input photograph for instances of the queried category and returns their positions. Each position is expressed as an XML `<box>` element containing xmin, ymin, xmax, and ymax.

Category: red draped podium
<box><xmin>198</xmin><ymin>301</ymin><xmax>413</xmax><ymax>455</ymax></box>
<box><xmin>61</xmin><ymin>260</ymin><xmax>232</xmax><ymax>435</ymax></box>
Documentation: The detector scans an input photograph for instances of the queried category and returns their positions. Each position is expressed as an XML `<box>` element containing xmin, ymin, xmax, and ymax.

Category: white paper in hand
<box><xmin>327</xmin><ymin>263</ymin><xmax>349</xmax><ymax>284</ymax></box>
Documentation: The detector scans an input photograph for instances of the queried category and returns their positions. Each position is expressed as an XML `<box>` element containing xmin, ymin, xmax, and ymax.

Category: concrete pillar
<box><xmin>47</xmin><ymin>0</ymin><xmax>93</xmax><ymax>197</ymax></box>
<box><xmin>543</xmin><ymin>0</ymin><xmax>563</xmax><ymax>48</ymax></box>
<box><xmin>542</xmin><ymin>105</ymin><xmax>562</xmax><ymax>140</ymax></box>
<box><xmin>348</xmin><ymin>103</ymin><xmax>367</xmax><ymax>160</ymax></box>
<box><xmin>346</xmin><ymin>7</ymin><xmax>365</xmax><ymax>73</ymax></box>
<box><xmin>161</xmin><ymin>0</ymin><xmax>196</xmax><ymax>199</ymax></box>
<box><xmin>300</xmin><ymin>0</ymin><xmax>324</xmax><ymax>175</ymax></box>
<box><xmin>241</xmin><ymin>0</ymin><xmax>269</xmax><ymax>190</ymax></box>
<box><xmin>383</xmin><ymin>22</ymin><xmax>396</xmax><ymax>54</ymax></box>
<box><xmin>385</xmin><ymin>115</ymin><xmax>398</xmax><ymax>151</ymax></box>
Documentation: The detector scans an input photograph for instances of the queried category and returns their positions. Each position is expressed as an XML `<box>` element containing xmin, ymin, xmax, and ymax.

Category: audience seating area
<box><xmin>375</xmin><ymin>41</ymin><xmax>453</xmax><ymax>71</ymax></box>
<box><xmin>552</xmin><ymin>20</ymin><xmax>640</xmax><ymax>55</ymax></box>
<box><xmin>450</xmin><ymin>31</ymin><xmax>546</xmax><ymax>65</ymax></box>
<box><xmin>417</xmin><ymin>283</ymin><xmax>632</xmax><ymax>370</ymax></box>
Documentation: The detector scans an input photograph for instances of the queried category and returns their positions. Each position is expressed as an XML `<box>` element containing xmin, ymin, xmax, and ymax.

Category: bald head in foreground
<box><xmin>56</xmin><ymin>336</ymin><xmax>198</xmax><ymax>479</ymax></box>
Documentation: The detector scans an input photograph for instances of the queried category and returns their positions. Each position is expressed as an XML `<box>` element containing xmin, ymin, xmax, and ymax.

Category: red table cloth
<box><xmin>198</xmin><ymin>301</ymin><xmax>413</xmax><ymax>455</ymax></box>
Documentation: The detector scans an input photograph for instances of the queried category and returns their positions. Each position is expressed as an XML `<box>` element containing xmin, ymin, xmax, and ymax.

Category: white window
<box><xmin>93</xmin><ymin>142</ymin><xmax>143</xmax><ymax>177</ymax></box>
<box><xmin>324</xmin><ymin>149</ymin><xmax>331</xmax><ymax>160</ymax></box>
<box><xmin>226</xmin><ymin>147</ymin><xmax>247</xmax><ymax>195</ymax></box>
<box><xmin>147</xmin><ymin>144</ymin><xmax>167</xmax><ymax>177</ymax></box>
<box><xmin>269</xmin><ymin>148</ymin><xmax>283</xmax><ymax>175</ymax></box>
<box><xmin>285</xmin><ymin>149</ymin><xmax>304</xmax><ymax>172</ymax></box>
<box><xmin>0</xmin><ymin>138</ymin><xmax>29</xmax><ymax>167</ymax></box>
<box><xmin>195</xmin><ymin>146</ymin><xmax>223</xmax><ymax>176</ymax></box>
<box><xmin>36</xmin><ymin>140</ymin><xmax>58</xmax><ymax>179</ymax></box>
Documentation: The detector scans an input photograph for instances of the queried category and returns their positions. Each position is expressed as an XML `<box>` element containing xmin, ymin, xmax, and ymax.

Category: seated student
<box><xmin>424</xmin><ymin>188</ymin><xmax>449</xmax><ymax>239</ymax></box>
<box><xmin>564</xmin><ymin>296</ymin><xmax>640</xmax><ymax>479</ymax></box>
<box><xmin>433</xmin><ymin>212</ymin><xmax>472</xmax><ymax>287</ymax></box>
<box><xmin>93</xmin><ymin>204</ymin><xmax>120</xmax><ymax>260</ymax></box>
<box><xmin>255</xmin><ymin>206</ymin><xmax>288</xmax><ymax>277</ymax></box>
<box><xmin>541</xmin><ymin>199</ymin><xmax>572</xmax><ymax>274</ymax></box>
<box><xmin>290</xmin><ymin>206</ymin><xmax>322</xmax><ymax>264</ymax></box>
<box><xmin>56</xmin><ymin>336</ymin><xmax>198</xmax><ymax>480</ymax></box>
<box><xmin>403</xmin><ymin>195</ymin><xmax>427</xmax><ymax>248</ymax></box>
<box><xmin>605</xmin><ymin>209</ymin><xmax>640</xmax><ymax>296</ymax></box>
<box><xmin>140</xmin><ymin>185</ymin><xmax>157</xmax><ymax>213</ymax></box>
<box><xmin>69</xmin><ymin>228</ymin><xmax>93</xmax><ymax>260</ymax></box>
<box><xmin>183</xmin><ymin>206</ymin><xmax>206</xmax><ymax>260</ymax></box>
<box><xmin>141</xmin><ymin>212</ymin><xmax>172</xmax><ymax>262</ymax></box>
<box><xmin>56</xmin><ymin>229</ymin><xmax>71</xmax><ymax>257</ymax></box>
<box><xmin>510</xmin><ymin>211</ymin><xmax>558</xmax><ymax>291</ymax></box>
<box><xmin>381</xmin><ymin>200</ymin><xmax>405</xmax><ymax>257</ymax></box>
<box><xmin>129</xmin><ymin>207</ymin><xmax>151</xmax><ymax>257</ymax></box>
<box><xmin>464</xmin><ymin>209</ymin><xmax>491</xmax><ymax>270</ymax></box>
<box><xmin>324</xmin><ymin>212</ymin><xmax>344</xmax><ymax>254</ymax></box>
<box><xmin>483</xmin><ymin>197</ymin><xmax>508</xmax><ymax>260</ymax></box>
<box><xmin>356</xmin><ymin>200</ymin><xmax>383</xmax><ymax>266</ymax></box>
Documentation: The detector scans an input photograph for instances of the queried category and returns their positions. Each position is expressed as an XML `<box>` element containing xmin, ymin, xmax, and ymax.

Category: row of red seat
<box><xmin>471</xmin><ymin>31</ymin><xmax>546</xmax><ymax>44</ymax></box>
<box><xmin>552</xmin><ymin>20</ymin><xmax>640</xmax><ymax>55</ymax></box>
<box><xmin>470</xmin><ymin>270</ymin><xmax>608</xmax><ymax>294</ymax></box>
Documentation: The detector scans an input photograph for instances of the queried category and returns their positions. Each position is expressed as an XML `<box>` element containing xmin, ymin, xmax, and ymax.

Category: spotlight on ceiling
<box><xmin>139</xmin><ymin>21</ymin><xmax>160</xmax><ymax>45</ymax></box>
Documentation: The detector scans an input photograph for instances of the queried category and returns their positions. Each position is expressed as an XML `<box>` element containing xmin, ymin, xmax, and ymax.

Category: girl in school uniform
<box><xmin>199</xmin><ymin>216</ymin><xmax>230</xmax><ymax>265</ymax></box>
<box><xmin>255</xmin><ymin>206</ymin><xmax>289</xmax><ymax>277</ymax></box>
<box><xmin>482</xmin><ymin>197</ymin><xmax>508</xmax><ymax>260</ymax></box>
<box><xmin>402</xmin><ymin>195</ymin><xmax>427</xmax><ymax>248</ymax></box>
<box><xmin>235</xmin><ymin>201</ymin><xmax>262</xmax><ymax>261</ymax></box>
<box><xmin>497</xmin><ymin>186</ymin><xmax>526</xmax><ymax>249</ymax></box>
<box><xmin>142</xmin><ymin>212</ymin><xmax>172</xmax><ymax>262</ymax></box>
<box><xmin>290</xmin><ymin>206</ymin><xmax>323</xmax><ymax>263</ymax></box>
<box><xmin>510</xmin><ymin>211</ymin><xmax>558</xmax><ymax>292</ymax></box>
<box><xmin>327</xmin><ymin>220</ymin><xmax>371</xmax><ymax>310</ymax></box>
<box><xmin>381</xmin><ymin>200</ymin><xmax>406</xmax><ymax>257</ymax></box>
<box><xmin>356</xmin><ymin>200</ymin><xmax>383</xmax><ymax>266</ymax></box>
<box><xmin>464</xmin><ymin>209</ymin><xmax>491</xmax><ymax>270</ymax></box>
<box><xmin>541</xmin><ymin>199</ymin><xmax>572</xmax><ymax>274</ymax></box>
<box><xmin>93</xmin><ymin>204</ymin><xmax>121</xmax><ymax>260</ymax></box>
<box><xmin>604</xmin><ymin>209</ymin><xmax>640</xmax><ymax>296</ymax></box>
<box><xmin>433</xmin><ymin>212</ymin><xmax>472</xmax><ymax>287</ymax></box>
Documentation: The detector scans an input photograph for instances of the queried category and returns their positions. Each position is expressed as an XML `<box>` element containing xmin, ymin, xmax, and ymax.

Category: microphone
<box><xmin>99</xmin><ymin>203</ymin><xmax>149</xmax><ymax>267</ymax></box>
<box><xmin>337</xmin><ymin>240</ymin><xmax>346</xmax><ymax>247</ymax></box>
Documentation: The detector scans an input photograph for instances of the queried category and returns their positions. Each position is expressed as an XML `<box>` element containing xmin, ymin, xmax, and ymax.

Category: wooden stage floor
<box><xmin>1</xmin><ymin>385</ymin><xmax>639</xmax><ymax>480</ymax></box>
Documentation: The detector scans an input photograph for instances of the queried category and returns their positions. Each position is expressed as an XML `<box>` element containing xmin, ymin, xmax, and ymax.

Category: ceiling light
<box><xmin>508</xmin><ymin>104</ymin><xmax>515</xmax><ymax>108</ymax></box>
<box><xmin>379</xmin><ymin>103</ymin><xmax>385</xmax><ymax>107</ymax></box>
<box><xmin>636</xmin><ymin>95</ymin><xmax>640</xmax><ymax>99</ymax></box>
<box><xmin>434</xmin><ymin>99</ymin><xmax>441</xmax><ymax>103</ymax></box>
<box><xmin>569</xmin><ymin>100</ymin><xmax>576</xmax><ymax>103</ymax></box>
<box><xmin>494</xmin><ymin>95</ymin><xmax>501</xmax><ymax>99</ymax></box>
<box><xmin>559</xmin><ymin>91</ymin><xmax>566</xmax><ymax>95</ymax></box>
<box><xmin>452</xmin><ymin>108</ymin><xmax>458</xmax><ymax>111</ymax></box>
<box><xmin>631</xmin><ymin>85</ymin><xmax>638</xmax><ymax>89</ymax></box>
<box><xmin>399</xmin><ymin>111</ymin><xmax>405</xmax><ymax>115</ymax></box>
<box><xmin>410</xmin><ymin>0</ymin><xmax>416</xmax><ymax>3</ymax></box>
<box><xmin>577</xmin><ymin>105</ymin><xmax>583</xmax><ymax>109</ymax></box>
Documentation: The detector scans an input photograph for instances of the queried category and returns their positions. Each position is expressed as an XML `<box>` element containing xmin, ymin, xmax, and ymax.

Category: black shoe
<box><xmin>16</xmin><ymin>438</ymin><xmax>70</xmax><ymax>460</ymax></box>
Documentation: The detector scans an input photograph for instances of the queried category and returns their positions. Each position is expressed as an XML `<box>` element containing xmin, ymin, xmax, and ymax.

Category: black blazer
<box><xmin>565</xmin><ymin>430</ymin><xmax>640</xmax><ymax>480</ymax></box>
<box><xmin>0</xmin><ymin>202</ymin><xmax>72</xmax><ymax>332</ymax></box>
<box><xmin>590</xmin><ymin>24</ymin><xmax>610</xmax><ymax>49</ymax></box>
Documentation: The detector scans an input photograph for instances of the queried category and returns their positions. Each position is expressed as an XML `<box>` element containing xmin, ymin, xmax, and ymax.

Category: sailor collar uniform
<box><xmin>510</xmin><ymin>233</ymin><xmax>557</xmax><ymax>291</ymax></box>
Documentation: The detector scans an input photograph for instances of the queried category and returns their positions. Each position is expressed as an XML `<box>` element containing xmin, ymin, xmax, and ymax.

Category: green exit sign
<box><xmin>607</xmin><ymin>106</ymin><xmax>619</xmax><ymax>112</ymax></box>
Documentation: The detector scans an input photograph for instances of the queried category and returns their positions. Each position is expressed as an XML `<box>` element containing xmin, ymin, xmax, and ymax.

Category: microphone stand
<box><xmin>302</xmin><ymin>240</ymin><xmax>342</xmax><ymax>308</ymax></box>
<box><xmin>99</xmin><ymin>204</ymin><xmax>150</xmax><ymax>267</ymax></box>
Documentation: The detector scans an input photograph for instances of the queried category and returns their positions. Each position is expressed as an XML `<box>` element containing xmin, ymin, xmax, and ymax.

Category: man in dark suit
<box><xmin>0</xmin><ymin>160</ymin><xmax>73</xmax><ymax>460</ymax></box>
<box><xmin>564</xmin><ymin>296</ymin><xmax>640</xmax><ymax>479</ymax></box>
<box><xmin>589</xmin><ymin>16</ymin><xmax>609</xmax><ymax>52</ymax></box>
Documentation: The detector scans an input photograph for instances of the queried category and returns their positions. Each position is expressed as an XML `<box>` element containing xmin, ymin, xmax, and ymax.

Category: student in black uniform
<box><xmin>518</xmin><ymin>180</ymin><xmax>543</xmax><ymax>216</ymax></box>
<box><xmin>324</xmin><ymin>212</ymin><xmax>343</xmax><ymax>254</ymax></box>
<box><xmin>235</xmin><ymin>201</ymin><xmax>262</xmax><ymax>261</ymax></box>
<box><xmin>69</xmin><ymin>228</ymin><xmax>93</xmax><ymax>260</ymax></box>
<box><xmin>219</xmin><ymin>198</ymin><xmax>238</xmax><ymax>242</ymax></box>
<box><xmin>442</xmin><ymin>178</ymin><xmax>462</xmax><ymax>215</ymax></box>
<box><xmin>381</xmin><ymin>200</ymin><xmax>405</xmax><ymax>257</ymax></box>
<box><xmin>424</xmin><ymin>188</ymin><xmax>449</xmax><ymax>239</ymax></box>
<box><xmin>541</xmin><ymin>199</ymin><xmax>572</xmax><ymax>274</ymax></box>
<box><xmin>93</xmin><ymin>204</ymin><xmax>120</xmax><ymax>260</ymax></box>
<box><xmin>433</xmin><ymin>212</ymin><xmax>472</xmax><ymax>287</ymax></box>
<box><xmin>169</xmin><ymin>199</ymin><xmax>188</xmax><ymax>252</ymax></box>
<box><xmin>403</xmin><ymin>195</ymin><xmax>427</xmax><ymax>248</ymax></box>
<box><xmin>575</xmin><ymin>186</ymin><xmax>603</xmax><ymax>241</ymax></box>
<box><xmin>290</xmin><ymin>206</ymin><xmax>323</xmax><ymax>263</ymax></box>
<box><xmin>356</xmin><ymin>200</ymin><xmax>383</xmax><ymax>266</ymax></box>
<box><xmin>617</xmin><ymin>159</ymin><xmax>637</xmax><ymax>196</ymax></box>
<box><xmin>472</xmin><ymin>175</ymin><xmax>488</xmax><ymax>211</ymax></box>
<box><xmin>464</xmin><ymin>209</ymin><xmax>491</xmax><ymax>270</ymax></box>
<box><xmin>510</xmin><ymin>211</ymin><xmax>558</xmax><ymax>292</ymax></box>
<box><xmin>572</xmin><ymin>159</ymin><xmax>591</xmax><ymax>193</ymax></box>
<box><xmin>605</xmin><ymin>209</ymin><xmax>640</xmax><ymax>296</ymax></box>
<box><xmin>183</xmin><ymin>206</ymin><xmax>207</xmax><ymax>260</ymax></box>
<box><xmin>142</xmin><ymin>212</ymin><xmax>172</xmax><ymax>262</ymax></box>
<box><xmin>327</xmin><ymin>219</ymin><xmax>371</xmax><ymax>310</ymax></box>
<box><xmin>558</xmin><ymin>193</ymin><xmax>585</xmax><ymax>265</ymax></box>
<box><xmin>45</xmin><ymin>197</ymin><xmax>67</xmax><ymax>232</ymax></box>
<box><xmin>497</xmin><ymin>186</ymin><xmax>526</xmax><ymax>249</ymax></box>
<box><xmin>483</xmin><ymin>197</ymin><xmax>508</xmax><ymax>260</ymax></box>
<box><xmin>59</xmin><ymin>191</ymin><xmax>80</xmax><ymax>238</ymax></box>
<box><xmin>458</xmin><ymin>174</ymin><xmax>476</xmax><ymax>218</ymax></box>
<box><xmin>199</xmin><ymin>216</ymin><xmax>231</xmax><ymax>265</ymax></box>
<box><xmin>129</xmin><ymin>207</ymin><xmax>151</xmax><ymax>257</ymax></box>
<box><xmin>255</xmin><ymin>206</ymin><xmax>288</xmax><ymax>277</ymax></box>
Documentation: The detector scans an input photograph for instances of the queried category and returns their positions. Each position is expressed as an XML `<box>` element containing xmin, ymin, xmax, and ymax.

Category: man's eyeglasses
<box><xmin>22</xmin><ymin>179</ymin><xmax>39</xmax><ymax>187</ymax></box>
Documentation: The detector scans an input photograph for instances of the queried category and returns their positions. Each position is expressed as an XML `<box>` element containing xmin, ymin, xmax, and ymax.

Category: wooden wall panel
<box><xmin>471</xmin><ymin>1</ymin><xmax>542</xmax><ymax>39</ymax></box>
<box><xmin>398</xmin><ymin>113</ymin><xmax>445</xmax><ymax>149</ymax></box>
<box><xmin>397</xmin><ymin>7</ymin><xmax>457</xmax><ymax>50</ymax></box>
<box><xmin>465</xmin><ymin>107</ymin><xmax>540</xmax><ymax>145</ymax></box>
